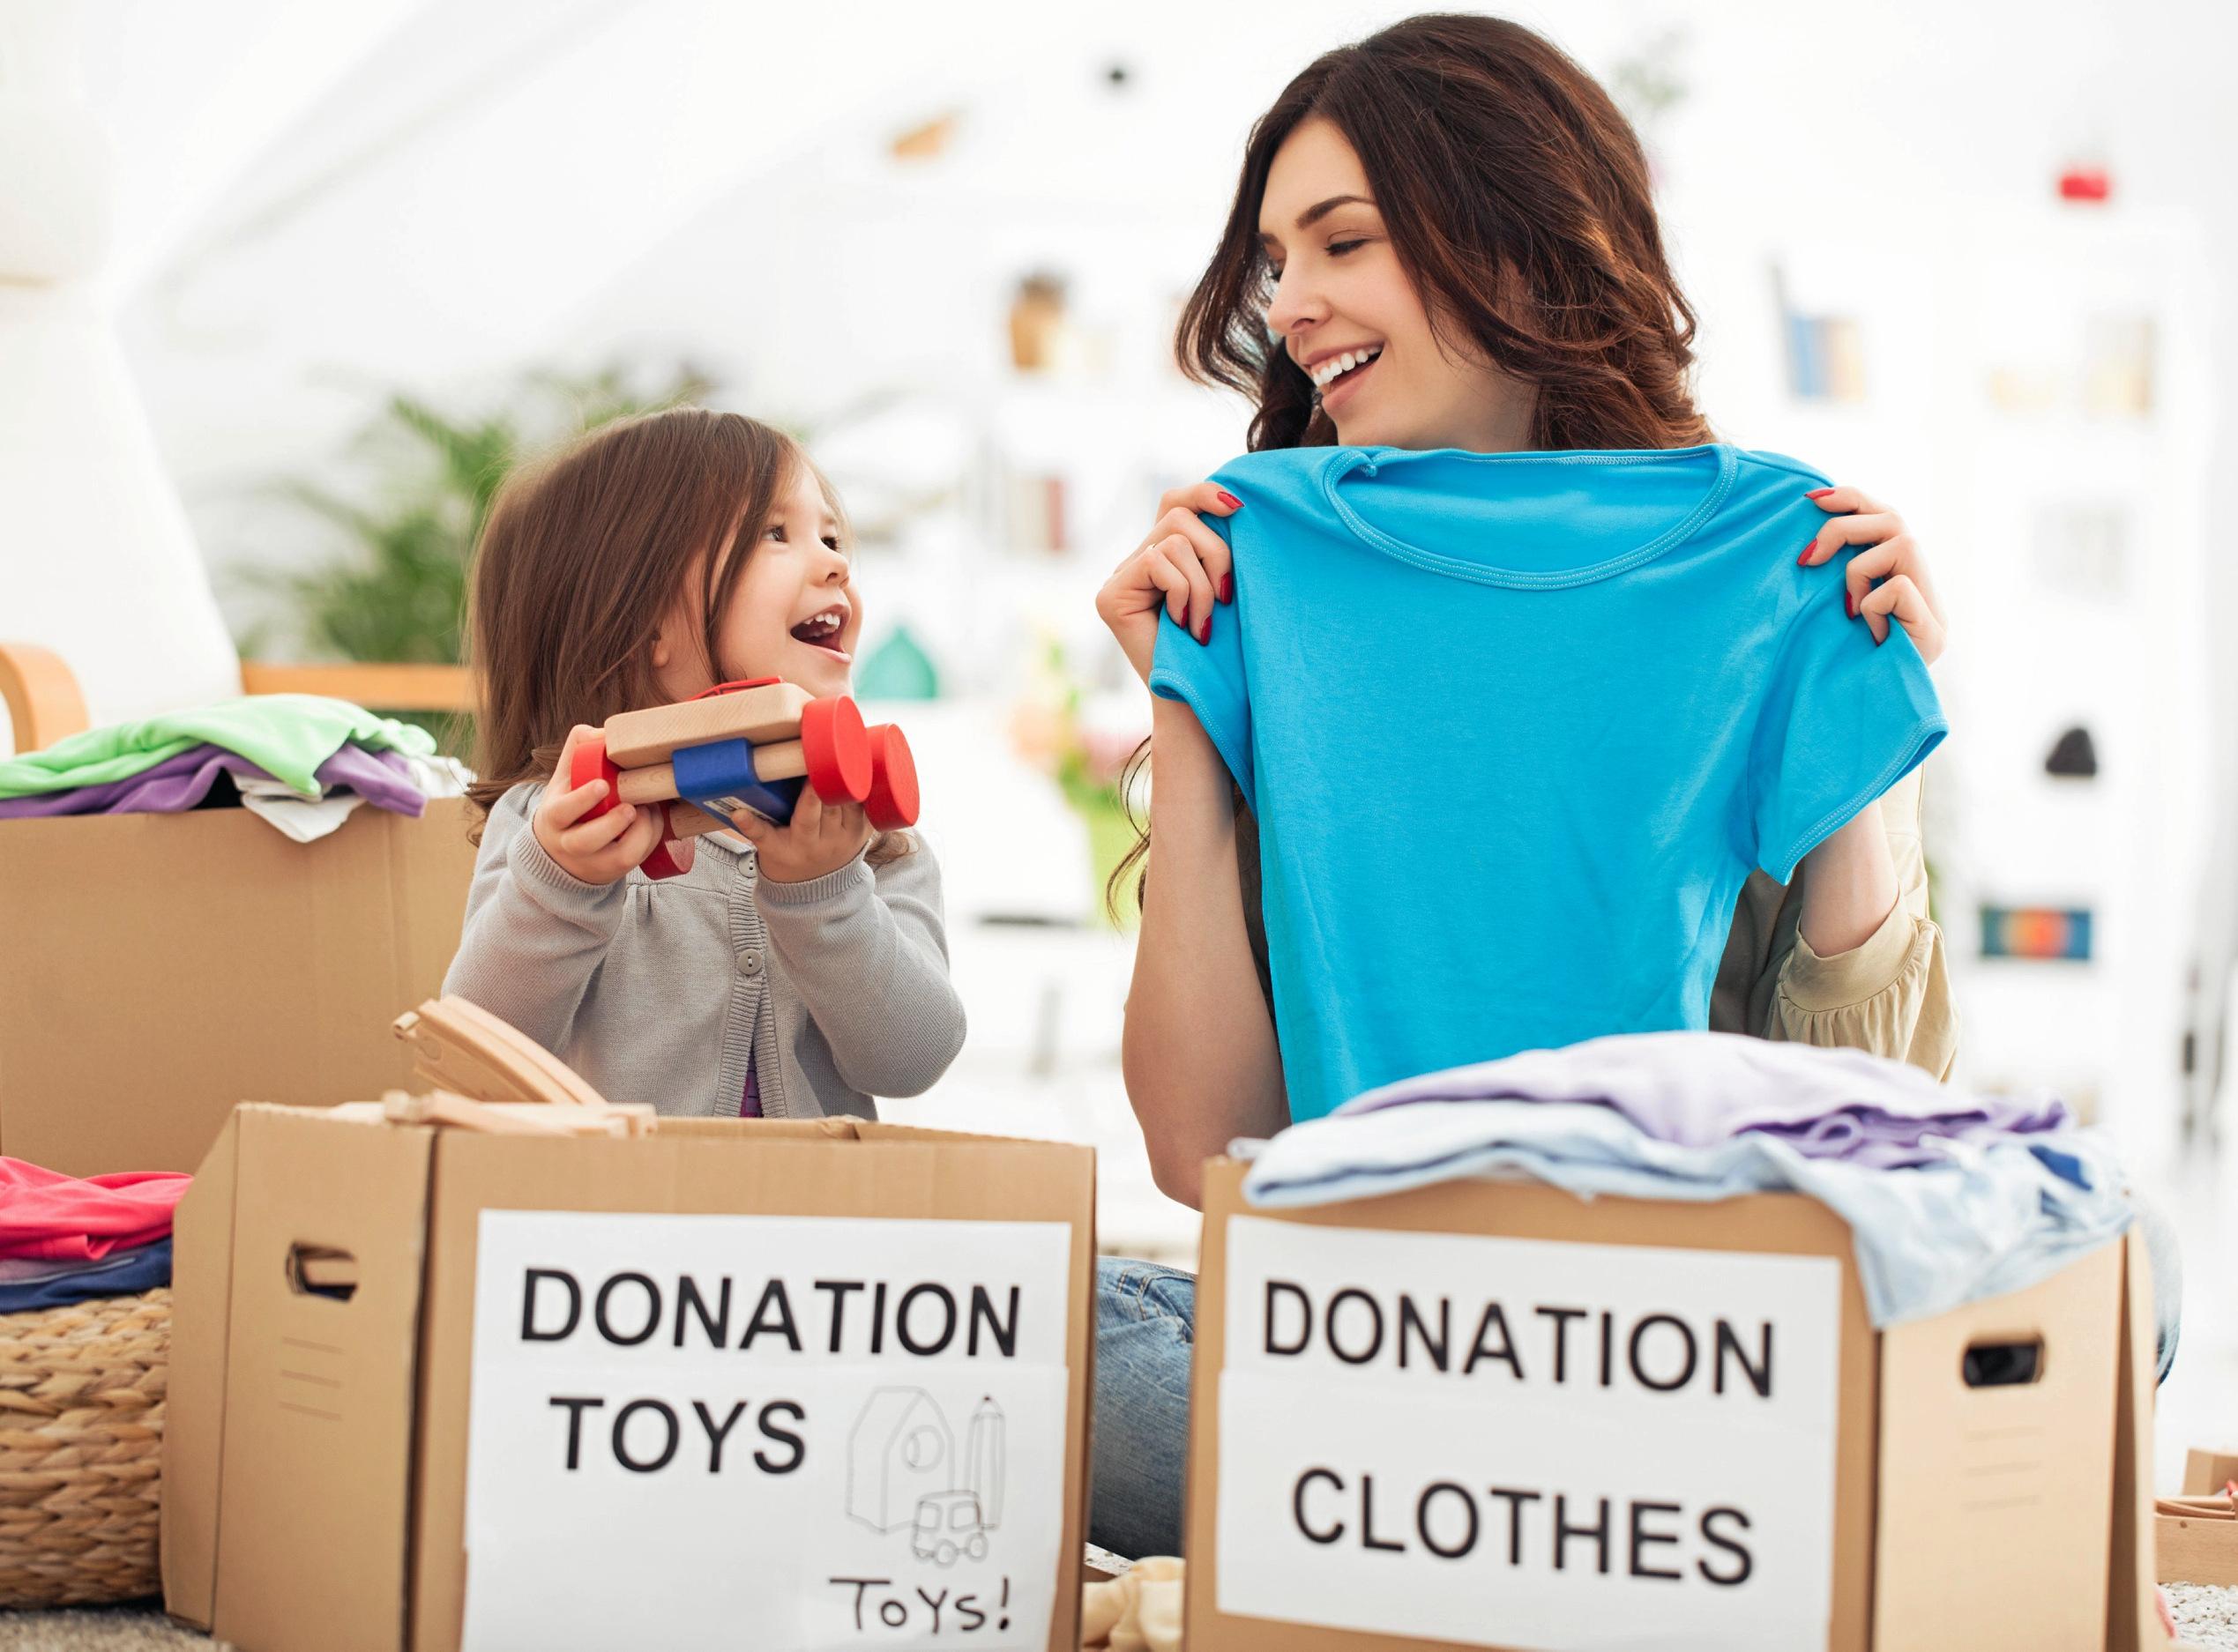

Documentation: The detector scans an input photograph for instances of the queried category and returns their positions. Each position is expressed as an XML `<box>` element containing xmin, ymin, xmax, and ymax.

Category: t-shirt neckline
<box><xmin>1315</xmin><ymin>442</ymin><xmax>1740</xmax><ymax>590</ymax></box>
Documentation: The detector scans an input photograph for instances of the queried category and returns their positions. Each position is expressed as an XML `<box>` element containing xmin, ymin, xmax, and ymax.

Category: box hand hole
<box><xmin>287</xmin><ymin>1245</ymin><xmax>360</xmax><ymax>1302</ymax></box>
<box><xmin>1961</xmin><ymin>1336</ymin><xmax>2043</xmax><ymax>1388</ymax></box>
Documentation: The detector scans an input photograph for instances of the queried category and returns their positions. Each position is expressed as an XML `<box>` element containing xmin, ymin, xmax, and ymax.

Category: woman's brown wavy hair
<box><xmin>467</xmin><ymin>407</ymin><xmax>906</xmax><ymax>865</ymax></box>
<box><xmin>1111</xmin><ymin>12</ymin><xmax>1712</xmax><ymax>915</ymax></box>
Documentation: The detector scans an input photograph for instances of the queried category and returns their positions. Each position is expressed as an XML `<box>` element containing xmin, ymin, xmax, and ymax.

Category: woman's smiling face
<box><xmin>1258</xmin><ymin>116</ymin><xmax>1529</xmax><ymax>454</ymax></box>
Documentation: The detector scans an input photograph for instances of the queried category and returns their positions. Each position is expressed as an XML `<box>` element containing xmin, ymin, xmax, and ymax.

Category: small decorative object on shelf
<box><xmin>1979</xmin><ymin>904</ymin><xmax>2093</xmax><ymax>962</ymax></box>
<box><xmin>1008</xmin><ymin>272</ymin><xmax>1068</xmax><ymax>373</ymax></box>
<box><xmin>1770</xmin><ymin>265</ymin><xmax>1866</xmax><ymax>404</ymax></box>
<box><xmin>2057</xmin><ymin>163</ymin><xmax>2112</xmax><ymax>204</ymax></box>
<box><xmin>1010</xmin><ymin>636</ymin><xmax>1145</xmax><ymax>926</ymax></box>
<box><xmin>889</xmin><ymin>111</ymin><xmax>959</xmax><ymax>163</ymax></box>
<box><xmin>2045</xmin><ymin>726</ymin><xmax>2100</xmax><ymax>779</ymax></box>
<box><xmin>856</xmin><ymin>625</ymin><xmax>941</xmax><ymax>701</ymax></box>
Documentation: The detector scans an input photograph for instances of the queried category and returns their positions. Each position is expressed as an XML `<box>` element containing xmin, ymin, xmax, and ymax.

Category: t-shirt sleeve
<box><xmin>1749</xmin><ymin>575</ymin><xmax>1948</xmax><ymax>885</ymax></box>
<box><xmin>1147</xmin><ymin>549</ymin><xmax>1255</xmax><ymax>815</ymax></box>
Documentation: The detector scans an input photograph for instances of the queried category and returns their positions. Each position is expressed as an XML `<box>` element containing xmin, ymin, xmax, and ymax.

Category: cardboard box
<box><xmin>1185</xmin><ymin>1158</ymin><xmax>2167</xmax><ymax>1652</ymax></box>
<box><xmin>162</xmin><ymin>1077</ymin><xmax>1097</xmax><ymax>1650</ymax></box>
<box><xmin>0</xmin><ymin>798</ymin><xmax>478</xmax><ymax>1175</ymax></box>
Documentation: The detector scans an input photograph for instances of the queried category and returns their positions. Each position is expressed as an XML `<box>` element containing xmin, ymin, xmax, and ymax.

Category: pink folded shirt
<box><xmin>0</xmin><ymin>1159</ymin><xmax>190</xmax><ymax>1261</ymax></box>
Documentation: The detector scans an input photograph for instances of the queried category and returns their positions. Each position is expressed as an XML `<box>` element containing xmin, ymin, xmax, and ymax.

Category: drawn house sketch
<box><xmin>848</xmin><ymin>1388</ymin><xmax>954</xmax><ymax>1533</ymax></box>
<box><xmin>847</xmin><ymin>1389</ymin><xmax>1011</xmax><ymax>1565</ymax></box>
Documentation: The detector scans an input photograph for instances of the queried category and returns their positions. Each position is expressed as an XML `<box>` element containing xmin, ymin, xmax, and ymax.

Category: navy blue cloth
<box><xmin>0</xmin><ymin>1239</ymin><xmax>172</xmax><ymax>1314</ymax></box>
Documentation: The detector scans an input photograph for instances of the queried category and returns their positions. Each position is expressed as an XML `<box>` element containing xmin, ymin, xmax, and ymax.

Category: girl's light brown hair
<box><xmin>466</xmin><ymin>406</ymin><xmax>906</xmax><ymax>864</ymax></box>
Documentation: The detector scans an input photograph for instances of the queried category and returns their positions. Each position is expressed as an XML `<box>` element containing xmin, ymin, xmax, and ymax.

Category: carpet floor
<box><xmin>0</xmin><ymin>1591</ymin><xmax>2233</xmax><ymax>1649</ymax></box>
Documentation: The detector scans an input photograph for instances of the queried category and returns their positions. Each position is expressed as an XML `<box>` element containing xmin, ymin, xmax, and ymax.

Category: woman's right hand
<box><xmin>533</xmin><ymin>726</ymin><xmax>684</xmax><ymax>883</ymax></box>
<box><xmin>1095</xmin><ymin>482</ymin><xmax>1242</xmax><ymax>684</ymax></box>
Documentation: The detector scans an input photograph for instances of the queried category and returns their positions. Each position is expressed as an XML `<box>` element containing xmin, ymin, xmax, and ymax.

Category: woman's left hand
<box><xmin>1800</xmin><ymin>486</ymin><xmax>1948</xmax><ymax>666</ymax></box>
<box><xmin>732</xmin><ymin>787</ymin><xmax>872</xmax><ymax>884</ymax></box>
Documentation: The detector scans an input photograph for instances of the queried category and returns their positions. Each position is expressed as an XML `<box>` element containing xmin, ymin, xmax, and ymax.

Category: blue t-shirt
<box><xmin>1150</xmin><ymin>443</ymin><xmax>1947</xmax><ymax>1124</ymax></box>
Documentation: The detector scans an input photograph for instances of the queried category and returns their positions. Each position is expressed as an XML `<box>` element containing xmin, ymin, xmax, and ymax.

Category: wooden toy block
<box><xmin>2158</xmin><ymin>1512</ymin><xmax>2238</xmax><ymax>1586</ymax></box>
<box><xmin>2183</xmin><ymin>1449</ymin><xmax>2238</xmax><ymax>1496</ymax></box>
<box><xmin>381</xmin><ymin>1088</ymin><xmax>660</xmax><ymax>1138</ymax></box>
<box><xmin>573</xmin><ymin>679</ymin><xmax>920</xmax><ymax>880</ymax></box>
<box><xmin>616</xmin><ymin>739</ymin><xmax>809</xmax><ymax>805</ymax></box>
<box><xmin>604</xmin><ymin>680</ymin><xmax>809</xmax><ymax>767</ymax></box>
<box><xmin>394</xmin><ymin>998</ymin><xmax>610</xmax><ymax>1111</ymax></box>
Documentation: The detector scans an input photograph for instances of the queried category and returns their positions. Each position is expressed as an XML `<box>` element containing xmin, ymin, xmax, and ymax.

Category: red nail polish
<box><xmin>1218</xmin><ymin>491</ymin><xmax>1242</xmax><ymax>510</ymax></box>
<box><xmin>1806</xmin><ymin>487</ymin><xmax>1835</xmax><ymax>500</ymax></box>
<box><xmin>1176</xmin><ymin>603</ymin><xmax>1190</xmax><ymax>631</ymax></box>
<box><xmin>1197</xmin><ymin>617</ymin><xmax>1212</xmax><ymax>644</ymax></box>
<box><xmin>1845</xmin><ymin>592</ymin><xmax>1857</xmax><ymax>618</ymax></box>
<box><xmin>1797</xmin><ymin>546</ymin><xmax>1814</xmax><ymax>566</ymax></box>
<box><xmin>1219</xmin><ymin>574</ymin><xmax>1234</xmax><ymax>603</ymax></box>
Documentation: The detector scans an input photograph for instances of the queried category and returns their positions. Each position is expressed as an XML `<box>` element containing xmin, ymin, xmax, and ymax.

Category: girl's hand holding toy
<box><xmin>729</xmin><ymin>787</ymin><xmax>873</xmax><ymax>884</ymax></box>
<box><xmin>534</xmin><ymin>725</ymin><xmax>681</xmax><ymax>883</ymax></box>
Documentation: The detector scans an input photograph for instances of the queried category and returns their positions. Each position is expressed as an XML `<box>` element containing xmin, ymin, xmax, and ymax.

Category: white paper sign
<box><xmin>1216</xmin><ymin>1217</ymin><xmax>1843</xmax><ymax>1651</ymax></box>
<box><xmin>460</xmin><ymin>1211</ymin><xmax>1074</xmax><ymax>1652</ymax></box>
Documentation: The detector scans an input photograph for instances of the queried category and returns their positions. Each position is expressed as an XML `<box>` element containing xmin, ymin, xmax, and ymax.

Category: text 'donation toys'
<box><xmin>569</xmin><ymin>677</ymin><xmax>920</xmax><ymax>880</ymax></box>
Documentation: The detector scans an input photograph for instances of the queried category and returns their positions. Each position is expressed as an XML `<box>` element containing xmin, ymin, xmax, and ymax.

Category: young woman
<box><xmin>1085</xmin><ymin>13</ymin><xmax>1959</xmax><ymax>1560</ymax></box>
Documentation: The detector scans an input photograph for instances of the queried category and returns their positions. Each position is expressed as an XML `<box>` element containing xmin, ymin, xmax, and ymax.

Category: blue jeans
<box><xmin>1091</xmin><ymin>1257</ymin><xmax>1197</xmax><ymax>1559</ymax></box>
<box><xmin>1090</xmin><ymin>1217</ymin><xmax>2184</xmax><ymax>1561</ymax></box>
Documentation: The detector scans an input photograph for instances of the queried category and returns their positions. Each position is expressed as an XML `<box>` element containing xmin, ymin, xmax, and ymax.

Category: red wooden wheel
<box><xmin>862</xmin><ymin>725</ymin><xmax>919</xmax><ymax>830</ymax></box>
<box><xmin>571</xmin><ymin>732</ymin><xmax>688</xmax><ymax>879</ymax></box>
<box><xmin>569</xmin><ymin>733</ymin><xmax>622</xmax><ymax>820</ymax></box>
<box><xmin>798</xmin><ymin>696</ymin><xmax>872</xmax><ymax>803</ymax></box>
<box><xmin>638</xmin><ymin>837</ymin><xmax>690</xmax><ymax>880</ymax></box>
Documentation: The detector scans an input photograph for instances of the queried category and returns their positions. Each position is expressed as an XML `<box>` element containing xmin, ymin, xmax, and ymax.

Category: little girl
<box><xmin>444</xmin><ymin>407</ymin><xmax>966</xmax><ymax>1119</ymax></box>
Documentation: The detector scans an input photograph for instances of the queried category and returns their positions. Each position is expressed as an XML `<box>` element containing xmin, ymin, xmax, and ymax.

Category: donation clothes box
<box><xmin>1184</xmin><ymin>1159</ymin><xmax>2168</xmax><ymax>1652</ymax></box>
<box><xmin>0</xmin><ymin>797</ymin><xmax>479</xmax><ymax>1175</ymax></box>
<box><xmin>161</xmin><ymin>1098</ymin><xmax>1098</xmax><ymax>1652</ymax></box>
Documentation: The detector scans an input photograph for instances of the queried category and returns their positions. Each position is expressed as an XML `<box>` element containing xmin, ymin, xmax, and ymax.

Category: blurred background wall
<box><xmin>5</xmin><ymin>0</ymin><xmax>2236</xmax><ymax>1343</ymax></box>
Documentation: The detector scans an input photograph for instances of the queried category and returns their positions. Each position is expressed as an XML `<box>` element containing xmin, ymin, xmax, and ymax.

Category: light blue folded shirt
<box><xmin>1238</xmin><ymin>1038</ymin><xmax>2130</xmax><ymax>1328</ymax></box>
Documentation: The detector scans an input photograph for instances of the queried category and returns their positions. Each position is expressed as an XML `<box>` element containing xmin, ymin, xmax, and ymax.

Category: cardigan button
<box><xmin>736</xmin><ymin>949</ymin><xmax>763</xmax><ymax>976</ymax></box>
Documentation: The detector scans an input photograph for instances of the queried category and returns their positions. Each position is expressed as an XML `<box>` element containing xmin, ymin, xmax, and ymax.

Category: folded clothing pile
<box><xmin>0</xmin><ymin>1157</ymin><xmax>190</xmax><ymax>1313</ymax></box>
<box><xmin>0</xmin><ymin>694</ymin><xmax>470</xmax><ymax>842</ymax></box>
<box><xmin>1239</xmin><ymin>1031</ymin><xmax>2131</xmax><ymax>1330</ymax></box>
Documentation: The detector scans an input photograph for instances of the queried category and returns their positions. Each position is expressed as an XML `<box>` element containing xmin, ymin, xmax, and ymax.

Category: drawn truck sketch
<box><xmin>848</xmin><ymin>1388</ymin><xmax>1008</xmax><ymax>1566</ymax></box>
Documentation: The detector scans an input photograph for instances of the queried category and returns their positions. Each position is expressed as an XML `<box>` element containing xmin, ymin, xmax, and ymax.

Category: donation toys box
<box><xmin>161</xmin><ymin>1000</ymin><xmax>1096</xmax><ymax>1652</ymax></box>
<box><xmin>1185</xmin><ymin>1159</ymin><xmax>2166</xmax><ymax>1652</ymax></box>
<box><xmin>0</xmin><ymin>795</ymin><xmax>479</xmax><ymax>1175</ymax></box>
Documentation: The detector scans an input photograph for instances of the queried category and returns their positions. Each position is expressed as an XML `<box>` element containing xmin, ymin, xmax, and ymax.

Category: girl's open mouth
<box><xmin>789</xmin><ymin>607</ymin><xmax>850</xmax><ymax>659</ymax></box>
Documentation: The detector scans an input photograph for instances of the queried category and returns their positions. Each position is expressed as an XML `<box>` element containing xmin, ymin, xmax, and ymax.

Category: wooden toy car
<box><xmin>570</xmin><ymin>677</ymin><xmax>919</xmax><ymax>880</ymax></box>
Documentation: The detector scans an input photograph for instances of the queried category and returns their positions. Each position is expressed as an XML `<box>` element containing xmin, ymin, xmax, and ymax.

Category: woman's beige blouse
<box><xmin>1710</xmin><ymin>770</ymin><xmax>1954</xmax><ymax>1077</ymax></box>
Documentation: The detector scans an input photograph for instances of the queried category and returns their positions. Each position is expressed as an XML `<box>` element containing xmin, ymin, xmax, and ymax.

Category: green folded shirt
<box><xmin>0</xmin><ymin>696</ymin><xmax>438</xmax><ymax>800</ymax></box>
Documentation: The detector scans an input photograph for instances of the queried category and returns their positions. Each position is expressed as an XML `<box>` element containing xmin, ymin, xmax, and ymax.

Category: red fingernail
<box><xmin>1797</xmin><ymin>545</ymin><xmax>1815</xmax><ymax>566</ymax></box>
<box><xmin>1176</xmin><ymin>603</ymin><xmax>1190</xmax><ymax>630</ymax></box>
<box><xmin>1806</xmin><ymin>487</ymin><xmax>1835</xmax><ymax>500</ymax></box>
<box><xmin>1846</xmin><ymin>592</ymin><xmax>1857</xmax><ymax>618</ymax></box>
<box><xmin>1218</xmin><ymin>491</ymin><xmax>1242</xmax><ymax>510</ymax></box>
<box><xmin>1219</xmin><ymin>574</ymin><xmax>1234</xmax><ymax>603</ymax></box>
<box><xmin>1197</xmin><ymin>615</ymin><xmax>1212</xmax><ymax>644</ymax></box>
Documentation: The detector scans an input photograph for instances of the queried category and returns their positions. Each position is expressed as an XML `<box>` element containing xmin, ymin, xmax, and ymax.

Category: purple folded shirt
<box><xmin>0</xmin><ymin>742</ymin><xmax>426</xmax><ymax>821</ymax></box>
<box><xmin>1339</xmin><ymin>1031</ymin><xmax>2069</xmax><ymax>1169</ymax></box>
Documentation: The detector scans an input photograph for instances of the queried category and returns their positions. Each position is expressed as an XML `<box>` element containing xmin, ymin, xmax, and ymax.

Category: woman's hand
<box><xmin>1800</xmin><ymin>486</ymin><xmax>1947</xmax><ymax>664</ymax></box>
<box><xmin>533</xmin><ymin>726</ymin><xmax>682</xmax><ymax>882</ymax></box>
<box><xmin>1095</xmin><ymin>482</ymin><xmax>1242</xmax><ymax>684</ymax></box>
<box><xmin>734</xmin><ymin>787</ymin><xmax>872</xmax><ymax>885</ymax></box>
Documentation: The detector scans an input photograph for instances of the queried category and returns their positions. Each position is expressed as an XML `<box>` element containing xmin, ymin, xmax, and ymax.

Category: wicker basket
<box><xmin>0</xmin><ymin>1289</ymin><xmax>168</xmax><ymax>1607</ymax></box>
